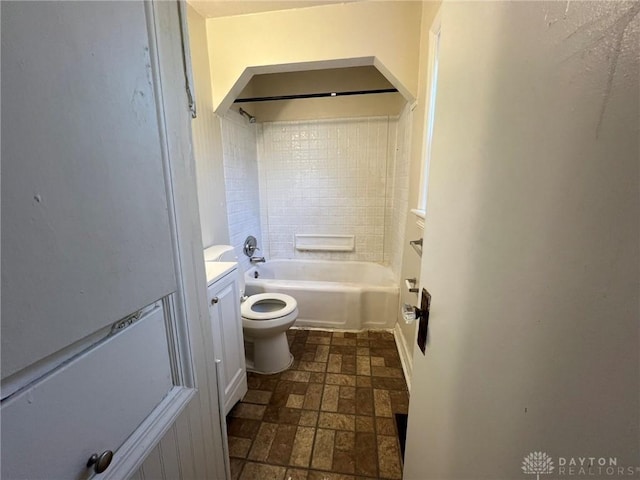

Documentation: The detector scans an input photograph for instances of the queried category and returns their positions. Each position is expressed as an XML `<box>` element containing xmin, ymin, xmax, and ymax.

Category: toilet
<box><xmin>204</xmin><ymin>245</ymin><xmax>298</xmax><ymax>374</ymax></box>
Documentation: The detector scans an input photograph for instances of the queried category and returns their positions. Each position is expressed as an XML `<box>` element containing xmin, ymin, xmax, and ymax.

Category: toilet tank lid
<box><xmin>204</xmin><ymin>245</ymin><xmax>235</xmax><ymax>262</ymax></box>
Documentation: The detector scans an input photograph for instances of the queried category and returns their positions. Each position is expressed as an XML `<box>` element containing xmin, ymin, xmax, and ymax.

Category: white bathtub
<box><xmin>244</xmin><ymin>259</ymin><xmax>399</xmax><ymax>330</ymax></box>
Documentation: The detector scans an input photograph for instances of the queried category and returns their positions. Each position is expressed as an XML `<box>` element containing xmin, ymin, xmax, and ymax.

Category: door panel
<box><xmin>1</xmin><ymin>1</ymin><xmax>177</xmax><ymax>379</ymax></box>
<box><xmin>1</xmin><ymin>304</ymin><xmax>173</xmax><ymax>479</ymax></box>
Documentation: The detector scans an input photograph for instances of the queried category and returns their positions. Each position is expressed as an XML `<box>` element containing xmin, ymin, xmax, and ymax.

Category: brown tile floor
<box><xmin>227</xmin><ymin>329</ymin><xmax>409</xmax><ymax>480</ymax></box>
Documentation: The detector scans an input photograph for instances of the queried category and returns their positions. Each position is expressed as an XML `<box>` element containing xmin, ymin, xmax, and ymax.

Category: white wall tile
<box><xmin>258</xmin><ymin>116</ymin><xmax>397</xmax><ymax>264</ymax></box>
<box><xmin>220</xmin><ymin>112</ymin><xmax>262</xmax><ymax>272</ymax></box>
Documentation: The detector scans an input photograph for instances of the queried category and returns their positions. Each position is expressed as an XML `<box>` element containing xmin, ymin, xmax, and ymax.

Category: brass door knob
<box><xmin>87</xmin><ymin>450</ymin><xmax>113</xmax><ymax>474</ymax></box>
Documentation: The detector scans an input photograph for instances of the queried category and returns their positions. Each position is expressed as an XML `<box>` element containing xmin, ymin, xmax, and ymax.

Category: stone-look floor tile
<box><xmin>299</xmin><ymin>410</ymin><xmax>319</xmax><ymax>426</ymax></box>
<box><xmin>318</xmin><ymin>412</ymin><xmax>356</xmax><ymax>431</ymax></box>
<box><xmin>303</xmin><ymin>383</ymin><xmax>324</xmax><ymax>410</ymax></box>
<box><xmin>377</xmin><ymin>435</ymin><xmax>402</xmax><ymax>479</ymax></box>
<box><xmin>315</xmin><ymin>345</ymin><xmax>330</xmax><ymax>363</ymax></box>
<box><xmin>291</xmin><ymin>382</ymin><xmax>310</xmax><ymax>395</ymax></box>
<box><xmin>289</xmin><ymin>426</ymin><xmax>316</xmax><ymax>467</ymax></box>
<box><xmin>327</xmin><ymin>354</ymin><xmax>342</xmax><ymax>373</ymax></box>
<box><xmin>230</xmin><ymin>458</ymin><xmax>244</xmax><ymax>480</ymax></box>
<box><xmin>356</xmin><ymin>376</ymin><xmax>372</xmax><ymax>388</ymax></box>
<box><xmin>334</xmin><ymin>431</ymin><xmax>355</xmax><ymax>451</ymax></box>
<box><xmin>337</xmin><ymin>397</ymin><xmax>356</xmax><ymax>414</ymax></box>
<box><xmin>341</xmin><ymin>355</ymin><xmax>357</xmax><ymax>375</ymax></box>
<box><xmin>271</xmin><ymin>389</ymin><xmax>292</xmax><ymax>408</ymax></box>
<box><xmin>239</xmin><ymin>461</ymin><xmax>287</xmax><ymax>480</ymax></box>
<box><xmin>332</xmin><ymin>337</ymin><xmax>357</xmax><ymax>346</ymax></box>
<box><xmin>376</xmin><ymin>417</ymin><xmax>396</xmax><ymax>435</ymax></box>
<box><xmin>325</xmin><ymin>373</ymin><xmax>356</xmax><ymax>386</ymax></box>
<box><xmin>339</xmin><ymin>386</ymin><xmax>356</xmax><ymax>399</ymax></box>
<box><xmin>286</xmin><ymin>467</ymin><xmax>309</xmax><ymax>480</ymax></box>
<box><xmin>229</xmin><ymin>328</ymin><xmax>408</xmax><ymax>480</ymax></box>
<box><xmin>371</xmin><ymin>377</ymin><xmax>406</xmax><ymax>390</ymax></box>
<box><xmin>389</xmin><ymin>390</ymin><xmax>409</xmax><ymax>414</ymax></box>
<box><xmin>263</xmin><ymin>406</ymin><xmax>302</xmax><ymax>425</ymax></box>
<box><xmin>231</xmin><ymin>403</ymin><xmax>266</xmax><ymax>420</ymax></box>
<box><xmin>281</xmin><ymin>370</ymin><xmax>312</xmax><ymax>382</ymax></box>
<box><xmin>248</xmin><ymin>422</ymin><xmax>279</xmax><ymax>461</ymax></box>
<box><xmin>299</xmin><ymin>361</ymin><xmax>327</xmax><ymax>372</ymax></box>
<box><xmin>267</xmin><ymin>424</ymin><xmax>298</xmax><ymax>465</ymax></box>
<box><xmin>371</xmin><ymin>366</ymin><xmax>404</xmax><ymax>378</ymax></box>
<box><xmin>355</xmin><ymin>416</ymin><xmax>375</xmax><ymax>433</ymax></box>
<box><xmin>355</xmin><ymin>388</ymin><xmax>374</xmax><ymax>416</ymax></box>
<box><xmin>373</xmin><ymin>389</ymin><xmax>393</xmax><ymax>417</ymax></box>
<box><xmin>333</xmin><ymin>450</ymin><xmax>356</xmax><ymax>474</ymax></box>
<box><xmin>330</xmin><ymin>345</ymin><xmax>356</xmax><ymax>356</ymax></box>
<box><xmin>370</xmin><ymin>356</ymin><xmax>385</xmax><ymax>367</ymax></box>
<box><xmin>287</xmin><ymin>394</ymin><xmax>306</xmax><ymax>409</ymax></box>
<box><xmin>354</xmin><ymin>432</ymin><xmax>378</xmax><ymax>477</ymax></box>
<box><xmin>321</xmin><ymin>384</ymin><xmax>340</xmax><ymax>412</ymax></box>
<box><xmin>227</xmin><ymin>417</ymin><xmax>261</xmax><ymax>439</ymax></box>
<box><xmin>308</xmin><ymin>472</ymin><xmax>356</xmax><ymax>480</ymax></box>
<box><xmin>301</xmin><ymin>351</ymin><xmax>317</xmax><ymax>362</ymax></box>
<box><xmin>228</xmin><ymin>436</ymin><xmax>252</xmax><ymax>458</ymax></box>
<box><xmin>356</xmin><ymin>356</ymin><xmax>371</xmax><ymax>376</ymax></box>
<box><xmin>307</xmin><ymin>336</ymin><xmax>331</xmax><ymax>345</ymax></box>
<box><xmin>243</xmin><ymin>389</ymin><xmax>273</xmax><ymax>405</ymax></box>
<box><xmin>311</xmin><ymin>428</ymin><xmax>335</xmax><ymax>470</ymax></box>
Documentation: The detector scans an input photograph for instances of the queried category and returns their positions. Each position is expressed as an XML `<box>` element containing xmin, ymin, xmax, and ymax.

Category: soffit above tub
<box><xmin>188</xmin><ymin>0</ymin><xmax>361</xmax><ymax>19</ymax></box>
<box><xmin>237</xmin><ymin>66</ymin><xmax>396</xmax><ymax>101</ymax></box>
<box><xmin>234</xmin><ymin>66</ymin><xmax>405</xmax><ymax>121</ymax></box>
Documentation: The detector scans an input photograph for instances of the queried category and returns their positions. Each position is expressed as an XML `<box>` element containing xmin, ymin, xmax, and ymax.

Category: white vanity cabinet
<box><xmin>207</xmin><ymin>263</ymin><xmax>247</xmax><ymax>414</ymax></box>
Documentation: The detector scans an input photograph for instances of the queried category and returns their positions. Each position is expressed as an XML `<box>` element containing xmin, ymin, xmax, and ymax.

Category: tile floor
<box><xmin>226</xmin><ymin>329</ymin><xmax>409</xmax><ymax>480</ymax></box>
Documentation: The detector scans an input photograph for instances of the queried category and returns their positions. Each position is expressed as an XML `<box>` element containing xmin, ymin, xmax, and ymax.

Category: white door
<box><xmin>403</xmin><ymin>2</ymin><xmax>639</xmax><ymax>479</ymax></box>
<box><xmin>1</xmin><ymin>2</ymin><xmax>199</xmax><ymax>478</ymax></box>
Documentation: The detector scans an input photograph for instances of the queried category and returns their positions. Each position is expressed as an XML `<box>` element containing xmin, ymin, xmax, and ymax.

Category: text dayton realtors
<box><xmin>557</xmin><ymin>457</ymin><xmax>637</xmax><ymax>476</ymax></box>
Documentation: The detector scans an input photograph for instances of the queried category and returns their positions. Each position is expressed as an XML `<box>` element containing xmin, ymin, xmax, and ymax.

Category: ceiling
<box><xmin>189</xmin><ymin>0</ymin><xmax>360</xmax><ymax>19</ymax></box>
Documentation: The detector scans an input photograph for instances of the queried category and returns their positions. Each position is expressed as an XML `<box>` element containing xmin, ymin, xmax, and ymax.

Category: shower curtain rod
<box><xmin>233</xmin><ymin>88</ymin><xmax>398</xmax><ymax>103</ymax></box>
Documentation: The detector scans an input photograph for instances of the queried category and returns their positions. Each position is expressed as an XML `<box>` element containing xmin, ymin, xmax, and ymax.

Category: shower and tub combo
<box><xmin>246</xmin><ymin>259</ymin><xmax>399</xmax><ymax>331</ymax></box>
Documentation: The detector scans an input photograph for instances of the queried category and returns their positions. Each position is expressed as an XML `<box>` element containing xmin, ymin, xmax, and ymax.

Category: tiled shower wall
<box><xmin>257</xmin><ymin>117</ymin><xmax>395</xmax><ymax>263</ymax></box>
<box><xmin>384</xmin><ymin>104</ymin><xmax>412</xmax><ymax>277</ymax></box>
<box><xmin>221</xmin><ymin>112</ymin><xmax>262</xmax><ymax>272</ymax></box>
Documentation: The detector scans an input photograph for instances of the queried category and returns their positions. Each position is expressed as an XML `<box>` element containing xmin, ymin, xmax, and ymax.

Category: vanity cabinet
<box><xmin>207</xmin><ymin>264</ymin><xmax>247</xmax><ymax>414</ymax></box>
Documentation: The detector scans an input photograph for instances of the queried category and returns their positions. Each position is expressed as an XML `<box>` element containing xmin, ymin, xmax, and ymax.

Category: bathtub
<box><xmin>244</xmin><ymin>259</ymin><xmax>399</xmax><ymax>330</ymax></box>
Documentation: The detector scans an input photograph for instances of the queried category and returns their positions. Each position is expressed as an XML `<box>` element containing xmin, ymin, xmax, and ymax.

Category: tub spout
<box><xmin>250</xmin><ymin>256</ymin><xmax>266</xmax><ymax>264</ymax></box>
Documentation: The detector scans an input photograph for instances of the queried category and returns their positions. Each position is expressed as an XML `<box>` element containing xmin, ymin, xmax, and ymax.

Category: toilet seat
<box><xmin>241</xmin><ymin>293</ymin><xmax>297</xmax><ymax>320</ymax></box>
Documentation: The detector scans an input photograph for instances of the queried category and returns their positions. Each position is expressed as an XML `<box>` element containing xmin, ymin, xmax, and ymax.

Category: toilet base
<box><xmin>244</xmin><ymin>331</ymin><xmax>294</xmax><ymax>374</ymax></box>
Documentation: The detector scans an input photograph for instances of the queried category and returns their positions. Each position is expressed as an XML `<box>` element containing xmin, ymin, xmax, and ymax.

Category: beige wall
<box><xmin>188</xmin><ymin>5</ymin><xmax>230</xmax><ymax>248</ymax></box>
<box><xmin>394</xmin><ymin>1</ymin><xmax>442</xmax><ymax>383</ymax></box>
<box><xmin>205</xmin><ymin>1</ymin><xmax>422</xmax><ymax>112</ymax></box>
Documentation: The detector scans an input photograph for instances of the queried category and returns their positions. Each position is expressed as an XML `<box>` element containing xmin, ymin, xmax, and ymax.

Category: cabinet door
<box><xmin>208</xmin><ymin>272</ymin><xmax>247</xmax><ymax>414</ymax></box>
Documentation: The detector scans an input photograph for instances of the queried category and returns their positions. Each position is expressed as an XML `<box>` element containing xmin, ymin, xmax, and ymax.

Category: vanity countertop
<box><xmin>205</xmin><ymin>262</ymin><xmax>237</xmax><ymax>286</ymax></box>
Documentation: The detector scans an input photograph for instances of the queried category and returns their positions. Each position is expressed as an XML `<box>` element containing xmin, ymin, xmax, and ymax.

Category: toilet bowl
<box><xmin>204</xmin><ymin>244</ymin><xmax>298</xmax><ymax>374</ymax></box>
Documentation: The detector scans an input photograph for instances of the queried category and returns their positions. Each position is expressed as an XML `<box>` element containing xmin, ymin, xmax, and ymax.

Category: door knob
<box><xmin>211</xmin><ymin>297</ymin><xmax>219</xmax><ymax>305</ymax></box>
<box><xmin>87</xmin><ymin>450</ymin><xmax>113</xmax><ymax>474</ymax></box>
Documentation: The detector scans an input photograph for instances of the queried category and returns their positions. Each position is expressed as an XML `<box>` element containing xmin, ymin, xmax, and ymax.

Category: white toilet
<box><xmin>204</xmin><ymin>245</ymin><xmax>298</xmax><ymax>374</ymax></box>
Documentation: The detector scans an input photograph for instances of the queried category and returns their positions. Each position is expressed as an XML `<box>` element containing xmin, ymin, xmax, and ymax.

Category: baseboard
<box><xmin>393</xmin><ymin>322</ymin><xmax>413</xmax><ymax>393</ymax></box>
